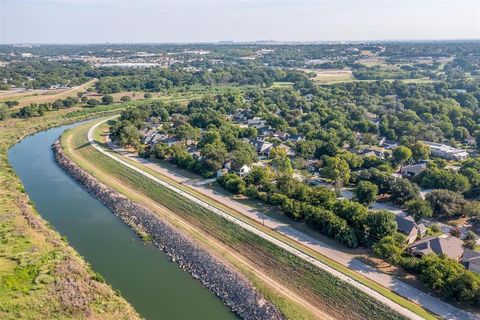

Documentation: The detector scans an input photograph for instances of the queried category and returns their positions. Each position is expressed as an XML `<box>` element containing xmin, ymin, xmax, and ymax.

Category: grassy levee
<box><xmin>95</xmin><ymin>120</ymin><xmax>436</xmax><ymax>320</ymax></box>
<box><xmin>64</xmin><ymin>122</ymin><xmax>416</xmax><ymax>320</ymax></box>
<box><xmin>0</xmin><ymin>108</ymin><xmax>140</xmax><ymax>319</ymax></box>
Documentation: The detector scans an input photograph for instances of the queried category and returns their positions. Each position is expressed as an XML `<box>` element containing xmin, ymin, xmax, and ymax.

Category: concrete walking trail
<box><xmin>88</xmin><ymin>118</ymin><xmax>479</xmax><ymax>320</ymax></box>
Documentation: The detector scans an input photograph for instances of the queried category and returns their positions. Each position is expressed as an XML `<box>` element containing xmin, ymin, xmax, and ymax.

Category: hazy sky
<box><xmin>1</xmin><ymin>0</ymin><xmax>479</xmax><ymax>43</ymax></box>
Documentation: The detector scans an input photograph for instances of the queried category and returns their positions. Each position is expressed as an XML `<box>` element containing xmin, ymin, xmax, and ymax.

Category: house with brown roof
<box><xmin>406</xmin><ymin>235</ymin><xmax>464</xmax><ymax>260</ymax></box>
<box><xmin>462</xmin><ymin>249</ymin><xmax>480</xmax><ymax>274</ymax></box>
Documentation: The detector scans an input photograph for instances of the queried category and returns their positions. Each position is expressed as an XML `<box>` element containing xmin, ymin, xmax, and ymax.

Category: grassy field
<box><xmin>311</xmin><ymin>69</ymin><xmax>354</xmax><ymax>84</ymax></box>
<box><xmin>0</xmin><ymin>108</ymin><xmax>139</xmax><ymax>319</ymax></box>
<box><xmin>0</xmin><ymin>80</ymin><xmax>97</xmax><ymax>108</ymax></box>
<box><xmin>62</xmin><ymin>121</ymin><xmax>434</xmax><ymax>320</ymax></box>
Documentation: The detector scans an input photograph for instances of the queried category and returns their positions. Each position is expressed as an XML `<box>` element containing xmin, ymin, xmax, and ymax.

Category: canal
<box><xmin>8</xmin><ymin>122</ymin><xmax>236</xmax><ymax>320</ymax></box>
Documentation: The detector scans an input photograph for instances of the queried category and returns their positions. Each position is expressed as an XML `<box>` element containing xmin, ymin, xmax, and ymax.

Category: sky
<box><xmin>1</xmin><ymin>0</ymin><xmax>479</xmax><ymax>44</ymax></box>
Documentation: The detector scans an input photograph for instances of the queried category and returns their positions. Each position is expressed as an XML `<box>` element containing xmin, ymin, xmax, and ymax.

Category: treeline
<box><xmin>219</xmin><ymin>170</ymin><xmax>398</xmax><ymax>249</ymax></box>
<box><xmin>94</xmin><ymin>66</ymin><xmax>310</xmax><ymax>93</ymax></box>
<box><xmin>299</xmin><ymin>80</ymin><xmax>480</xmax><ymax>145</ymax></box>
<box><xmin>0</xmin><ymin>59</ymin><xmax>90</xmax><ymax>89</ymax></box>
<box><xmin>12</xmin><ymin>96</ymin><xmax>79</xmax><ymax>118</ymax></box>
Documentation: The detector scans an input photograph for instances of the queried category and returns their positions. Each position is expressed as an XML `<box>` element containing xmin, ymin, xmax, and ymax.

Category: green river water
<box><xmin>8</xmin><ymin>122</ymin><xmax>236</xmax><ymax>320</ymax></box>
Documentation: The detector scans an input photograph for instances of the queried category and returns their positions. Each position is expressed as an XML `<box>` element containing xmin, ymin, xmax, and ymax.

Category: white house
<box><xmin>422</xmin><ymin>141</ymin><xmax>469</xmax><ymax>161</ymax></box>
<box><xmin>237</xmin><ymin>165</ymin><xmax>251</xmax><ymax>177</ymax></box>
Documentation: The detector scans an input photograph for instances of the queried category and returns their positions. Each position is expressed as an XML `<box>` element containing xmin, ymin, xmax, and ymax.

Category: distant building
<box><xmin>272</xmin><ymin>131</ymin><xmax>289</xmax><ymax>141</ymax></box>
<box><xmin>466</xmin><ymin>137</ymin><xmax>477</xmax><ymax>147</ymax></box>
<box><xmin>382</xmin><ymin>140</ymin><xmax>399</xmax><ymax>150</ymax></box>
<box><xmin>406</xmin><ymin>235</ymin><xmax>464</xmax><ymax>260</ymax></box>
<box><xmin>288</xmin><ymin>134</ymin><xmax>305</xmax><ymax>143</ymax></box>
<box><xmin>247</xmin><ymin>117</ymin><xmax>267</xmax><ymax>129</ymax></box>
<box><xmin>358</xmin><ymin>147</ymin><xmax>385</xmax><ymax>159</ymax></box>
<box><xmin>422</xmin><ymin>141</ymin><xmax>469</xmax><ymax>161</ymax></box>
<box><xmin>400</xmin><ymin>163</ymin><xmax>427</xmax><ymax>178</ymax></box>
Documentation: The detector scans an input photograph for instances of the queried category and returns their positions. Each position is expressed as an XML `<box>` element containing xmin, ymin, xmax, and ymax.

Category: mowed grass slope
<box><xmin>63</xmin><ymin>122</ymin><xmax>413</xmax><ymax>320</ymax></box>
<box><xmin>0</xmin><ymin>109</ymin><xmax>139</xmax><ymax>319</ymax></box>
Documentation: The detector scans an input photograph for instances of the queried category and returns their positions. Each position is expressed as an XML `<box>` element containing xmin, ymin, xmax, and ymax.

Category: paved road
<box><xmin>89</xmin><ymin>118</ymin><xmax>479</xmax><ymax>320</ymax></box>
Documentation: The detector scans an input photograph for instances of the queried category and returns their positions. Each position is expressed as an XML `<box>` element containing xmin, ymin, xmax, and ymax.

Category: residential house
<box><xmin>305</xmin><ymin>94</ymin><xmax>315</xmax><ymax>101</ymax></box>
<box><xmin>422</xmin><ymin>141</ymin><xmax>469</xmax><ymax>161</ymax></box>
<box><xmin>216</xmin><ymin>168</ymin><xmax>229</xmax><ymax>178</ymax></box>
<box><xmin>461</xmin><ymin>249</ymin><xmax>480</xmax><ymax>274</ymax></box>
<box><xmin>140</xmin><ymin>128</ymin><xmax>157</xmax><ymax>144</ymax></box>
<box><xmin>272</xmin><ymin>131</ymin><xmax>290</xmax><ymax>141</ymax></box>
<box><xmin>237</xmin><ymin>165</ymin><xmax>251</xmax><ymax>177</ymax></box>
<box><xmin>305</xmin><ymin>159</ymin><xmax>321</xmax><ymax>172</ymax></box>
<box><xmin>358</xmin><ymin>147</ymin><xmax>385</xmax><ymax>159</ymax></box>
<box><xmin>147</xmin><ymin>133</ymin><xmax>168</xmax><ymax>145</ymax></box>
<box><xmin>383</xmin><ymin>140</ymin><xmax>399</xmax><ymax>150</ymax></box>
<box><xmin>288</xmin><ymin>134</ymin><xmax>305</xmax><ymax>143</ymax></box>
<box><xmin>406</xmin><ymin>235</ymin><xmax>464</xmax><ymax>260</ymax></box>
<box><xmin>163</xmin><ymin>137</ymin><xmax>196</xmax><ymax>147</ymax></box>
<box><xmin>247</xmin><ymin>117</ymin><xmax>267</xmax><ymax>129</ymax></box>
<box><xmin>395</xmin><ymin>215</ymin><xmax>426</xmax><ymax>244</ymax></box>
<box><xmin>466</xmin><ymin>137</ymin><xmax>477</xmax><ymax>147</ymax></box>
<box><xmin>400</xmin><ymin>163</ymin><xmax>427</xmax><ymax>178</ymax></box>
<box><xmin>366</xmin><ymin>112</ymin><xmax>379</xmax><ymax>122</ymax></box>
<box><xmin>253</xmin><ymin>140</ymin><xmax>274</xmax><ymax>156</ymax></box>
<box><xmin>186</xmin><ymin>146</ymin><xmax>201</xmax><ymax>160</ymax></box>
<box><xmin>258</xmin><ymin>127</ymin><xmax>273</xmax><ymax>137</ymax></box>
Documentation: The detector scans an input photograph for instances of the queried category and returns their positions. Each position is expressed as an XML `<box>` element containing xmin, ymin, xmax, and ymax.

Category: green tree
<box><xmin>322</xmin><ymin>156</ymin><xmax>351</xmax><ymax>193</ymax></box>
<box><xmin>175</xmin><ymin>123</ymin><xmax>200</xmax><ymax>145</ymax></box>
<box><xmin>198</xmin><ymin>129</ymin><xmax>221</xmax><ymax>148</ymax></box>
<box><xmin>230</xmin><ymin>143</ymin><xmax>257</xmax><ymax>171</ymax></box>
<box><xmin>405</xmin><ymin>199</ymin><xmax>433</xmax><ymax>222</ymax></box>
<box><xmin>373</xmin><ymin>233</ymin><xmax>406</xmax><ymax>265</ymax></box>
<box><xmin>0</xmin><ymin>105</ymin><xmax>9</xmax><ymax>121</ymax></box>
<box><xmin>5</xmin><ymin>100</ymin><xmax>19</xmax><ymax>108</ymax></box>
<box><xmin>426</xmin><ymin>189</ymin><xmax>466</xmax><ymax>217</ymax></box>
<box><xmin>152</xmin><ymin>143</ymin><xmax>171</xmax><ymax>159</ymax></box>
<box><xmin>355</xmin><ymin>181</ymin><xmax>378</xmax><ymax>205</ymax></box>
<box><xmin>270</xmin><ymin>146</ymin><xmax>293</xmax><ymax>174</ymax></box>
<box><xmin>87</xmin><ymin>99</ymin><xmax>100</xmax><ymax>107</ymax></box>
<box><xmin>118</xmin><ymin>124</ymin><xmax>140</xmax><ymax>148</ymax></box>
<box><xmin>392</xmin><ymin>146</ymin><xmax>412</xmax><ymax>166</ymax></box>
<box><xmin>390</xmin><ymin>178</ymin><xmax>420</xmax><ymax>205</ymax></box>
<box><xmin>411</xmin><ymin>142</ymin><xmax>430</xmax><ymax>161</ymax></box>
<box><xmin>120</xmin><ymin>95</ymin><xmax>131</xmax><ymax>102</ymax></box>
<box><xmin>200</xmin><ymin>140</ymin><xmax>228</xmax><ymax>176</ymax></box>
<box><xmin>365</xmin><ymin>210</ymin><xmax>397</xmax><ymax>240</ymax></box>
<box><xmin>102</xmin><ymin>95</ymin><xmax>114</xmax><ymax>105</ymax></box>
